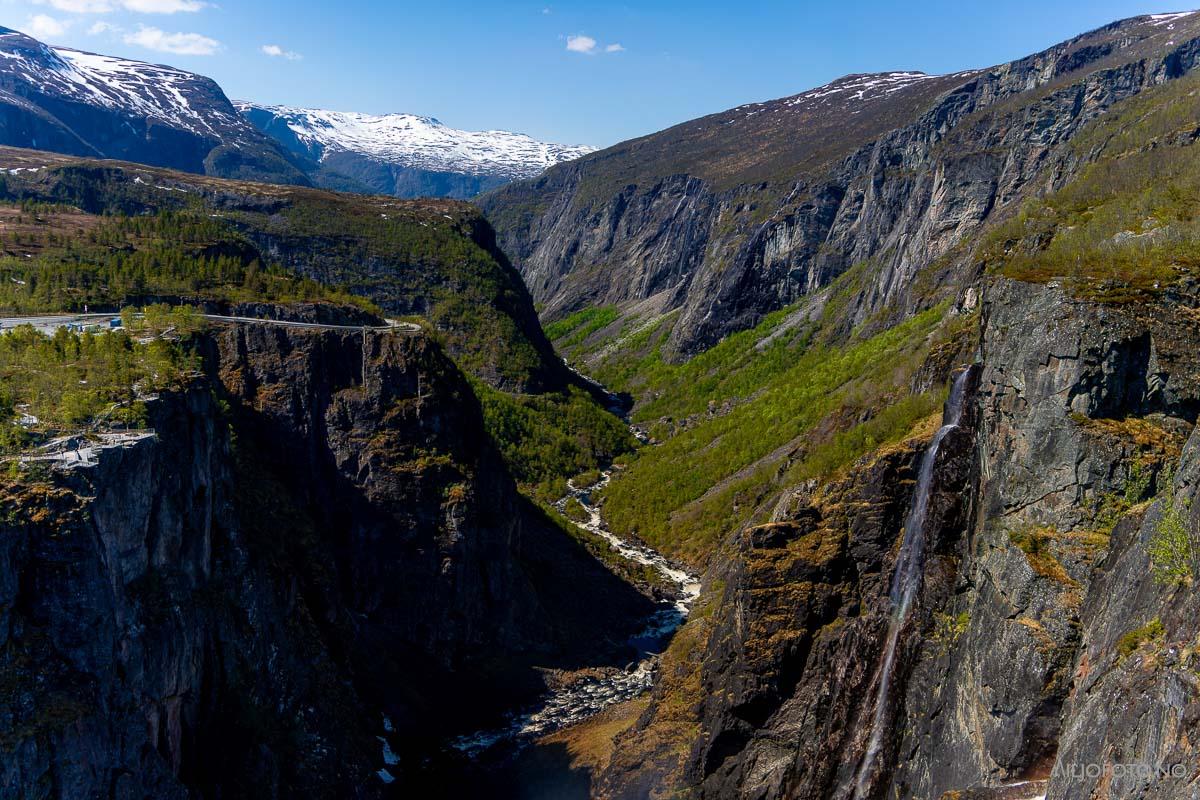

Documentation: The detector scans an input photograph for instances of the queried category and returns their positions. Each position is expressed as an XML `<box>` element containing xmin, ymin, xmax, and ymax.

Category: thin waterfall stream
<box><xmin>852</xmin><ymin>368</ymin><xmax>973</xmax><ymax>798</ymax></box>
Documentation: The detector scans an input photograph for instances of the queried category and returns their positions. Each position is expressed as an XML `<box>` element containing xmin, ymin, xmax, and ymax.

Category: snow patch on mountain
<box><xmin>53</xmin><ymin>50</ymin><xmax>238</xmax><ymax>137</ymax></box>
<box><xmin>0</xmin><ymin>27</ymin><xmax>253</xmax><ymax>141</ymax></box>
<box><xmin>1149</xmin><ymin>11</ymin><xmax>1198</xmax><ymax>25</ymax></box>
<box><xmin>732</xmin><ymin>70</ymin><xmax>959</xmax><ymax>122</ymax></box>
<box><xmin>786</xmin><ymin>71</ymin><xmax>940</xmax><ymax>107</ymax></box>
<box><xmin>236</xmin><ymin>103</ymin><xmax>595</xmax><ymax>179</ymax></box>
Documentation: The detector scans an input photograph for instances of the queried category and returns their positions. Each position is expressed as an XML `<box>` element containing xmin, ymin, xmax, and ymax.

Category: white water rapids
<box><xmin>852</xmin><ymin>368</ymin><xmax>973</xmax><ymax>798</ymax></box>
<box><xmin>452</xmin><ymin>468</ymin><xmax>701</xmax><ymax>755</ymax></box>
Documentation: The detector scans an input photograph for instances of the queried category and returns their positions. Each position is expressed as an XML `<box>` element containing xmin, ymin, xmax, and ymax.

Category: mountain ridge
<box><xmin>235</xmin><ymin>102</ymin><xmax>595</xmax><ymax>179</ymax></box>
<box><xmin>480</xmin><ymin>9</ymin><xmax>1200</xmax><ymax>357</ymax></box>
<box><xmin>0</xmin><ymin>25</ymin><xmax>310</xmax><ymax>184</ymax></box>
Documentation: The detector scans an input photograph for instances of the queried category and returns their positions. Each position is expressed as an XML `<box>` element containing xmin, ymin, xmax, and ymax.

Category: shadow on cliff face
<box><xmin>199</xmin><ymin>322</ymin><xmax>654</xmax><ymax>774</ymax></box>
<box><xmin>404</xmin><ymin>740</ymin><xmax>594</xmax><ymax>800</ymax></box>
<box><xmin>0</xmin><ymin>318</ymin><xmax>660</xmax><ymax>800</ymax></box>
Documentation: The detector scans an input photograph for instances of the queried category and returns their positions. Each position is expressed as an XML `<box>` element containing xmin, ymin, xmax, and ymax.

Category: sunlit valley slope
<box><xmin>5</xmin><ymin>8</ymin><xmax>1200</xmax><ymax>800</ymax></box>
<box><xmin>481</xmin><ymin>9</ymin><xmax>1200</xmax><ymax>800</ymax></box>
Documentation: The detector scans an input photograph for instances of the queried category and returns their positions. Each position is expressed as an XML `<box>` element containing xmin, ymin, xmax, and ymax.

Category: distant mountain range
<box><xmin>237</xmin><ymin>104</ymin><xmax>595</xmax><ymax>198</ymax></box>
<box><xmin>0</xmin><ymin>25</ymin><xmax>592</xmax><ymax>198</ymax></box>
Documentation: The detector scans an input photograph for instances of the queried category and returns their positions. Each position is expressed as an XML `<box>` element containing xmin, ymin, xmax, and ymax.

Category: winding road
<box><xmin>0</xmin><ymin>312</ymin><xmax>423</xmax><ymax>334</ymax></box>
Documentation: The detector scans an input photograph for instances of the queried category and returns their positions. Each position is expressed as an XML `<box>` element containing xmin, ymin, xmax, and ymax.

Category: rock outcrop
<box><xmin>0</xmin><ymin>320</ymin><xmax>651</xmax><ymax>798</ymax></box>
<box><xmin>596</xmin><ymin>272</ymin><xmax>1200</xmax><ymax>799</ymax></box>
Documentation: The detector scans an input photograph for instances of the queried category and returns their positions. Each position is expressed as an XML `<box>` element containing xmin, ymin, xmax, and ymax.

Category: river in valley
<box><xmin>450</xmin><ymin>467</ymin><xmax>701</xmax><ymax>757</ymax></box>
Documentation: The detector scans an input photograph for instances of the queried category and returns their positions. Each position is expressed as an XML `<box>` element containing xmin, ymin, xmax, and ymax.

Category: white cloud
<box><xmin>565</xmin><ymin>34</ymin><xmax>596</xmax><ymax>54</ymax></box>
<box><xmin>124</xmin><ymin>25</ymin><xmax>219</xmax><ymax>54</ymax></box>
<box><xmin>33</xmin><ymin>0</ymin><xmax>204</xmax><ymax>12</ymax></box>
<box><xmin>261</xmin><ymin>43</ymin><xmax>302</xmax><ymax>60</ymax></box>
<box><xmin>565</xmin><ymin>34</ymin><xmax>624</xmax><ymax>55</ymax></box>
<box><xmin>88</xmin><ymin>20</ymin><xmax>118</xmax><ymax>34</ymax></box>
<box><xmin>34</xmin><ymin>0</ymin><xmax>113</xmax><ymax>12</ymax></box>
<box><xmin>120</xmin><ymin>0</ymin><xmax>207</xmax><ymax>12</ymax></box>
<box><xmin>26</xmin><ymin>14</ymin><xmax>70</xmax><ymax>39</ymax></box>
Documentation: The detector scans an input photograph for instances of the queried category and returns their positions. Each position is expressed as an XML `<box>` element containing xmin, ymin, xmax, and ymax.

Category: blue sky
<box><xmin>1</xmin><ymin>0</ymin><xmax>1192</xmax><ymax>147</ymax></box>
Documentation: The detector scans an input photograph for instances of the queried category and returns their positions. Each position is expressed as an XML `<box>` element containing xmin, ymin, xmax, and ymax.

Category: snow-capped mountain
<box><xmin>0</xmin><ymin>26</ymin><xmax>588</xmax><ymax>198</ymax></box>
<box><xmin>0</xmin><ymin>26</ymin><xmax>307</xmax><ymax>184</ymax></box>
<box><xmin>238</xmin><ymin>104</ymin><xmax>595</xmax><ymax>181</ymax></box>
<box><xmin>6</xmin><ymin>43</ymin><xmax>245</xmax><ymax>140</ymax></box>
<box><xmin>238</xmin><ymin>103</ymin><xmax>595</xmax><ymax>199</ymax></box>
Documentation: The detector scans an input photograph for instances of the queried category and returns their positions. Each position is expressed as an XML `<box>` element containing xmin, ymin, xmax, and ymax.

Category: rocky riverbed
<box><xmin>452</xmin><ymin>468</ymin><xmax>701</xmax><ymax>756</ymax></box>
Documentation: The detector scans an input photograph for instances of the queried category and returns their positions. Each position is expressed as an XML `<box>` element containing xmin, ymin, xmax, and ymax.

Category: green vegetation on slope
<box><xmin>1148</xmin><ymin>472</ymin><xmax>1197</xmax><ymax>586</ymax></box>
<box><xmin>0</xmin><ymin>155</ymin><xmax>561</xmax><ymax>392</ymax></box>
<box><xmin>544</xmin><ymin>306</ymin><xmax>620</xmax><ymax>355</ymax></box>
<box><xmin>0</xmin><ymin>319</ymin><xmax>198</xmax><ymax>452</ymax></box>
<box><xmin>596</xmin><ymin>304</ymin><xmax>952</xmax><ymax>563</ymax></box>
<box><xmin>473</xmin><ymin>382</ymin><xmax>636</xmax><ymax>501</ymax></box>
<box><xmin>987</xmin><ymin>71</ymin><xmax>1200</xmax><ymax>303</ymax></box>
<box><xmin>1117</xmin><ymin>618</ymin><xmax>1165</xmax><ymax>660</ymax></box>
<box><xmin>591</xmin><ymin>306</ymin><xmax>810</xmax><ymax>427</ymax></box>
<box><xmin>533</xmin><ymin>247</ymin><xmax>981</xmax><ymax>566</ymax></box>
<box><xmin>0</xmin><ymin>204</ymin><xmax>374</xmax><ymax>313</ymax></box>
<box><xmin>262</xmin><ymin>193</ymin><xmax>553</xmax><ymax>388</ymax></box>
<box><xmin>0</xmin><ymin>155</ymin><xmax>635</xmax><ymax>510</ymax></box>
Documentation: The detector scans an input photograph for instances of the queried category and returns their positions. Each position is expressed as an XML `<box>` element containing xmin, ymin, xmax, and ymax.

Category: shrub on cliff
<box><xmin>1148</xmin><ymin>477</ymin><xmax>1196</xmax><ymax>586</ymax></box>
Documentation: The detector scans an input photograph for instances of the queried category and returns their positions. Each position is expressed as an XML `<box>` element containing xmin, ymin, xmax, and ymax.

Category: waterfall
<box><xmin>852</xmin><ymin>368</ymin><xmax>973</xmax><ymax>799</ymax></box>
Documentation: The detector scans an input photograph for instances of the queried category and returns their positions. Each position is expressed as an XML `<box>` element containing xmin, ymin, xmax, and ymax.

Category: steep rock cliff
<box><xmin>0</xmin><ymin>320</ymin><xmax>651</xmax><ymax>798</ymax></box>
<box><xmin>887</xmin><ymin>279</ymin><xmax>1200</xmax><ymax>800</ymax></box>
<box><xmin>483</xmin><ymin>13</ymin><xmax>1200</xmax><ymax>358</ymax></box>
<box><xmin>595</xmin><ymin>272</ymin><xmax>1200</xmax><ymax>799</ymax></box>
<box><xmin>597</xmin><ymin>379</ymin><xmax>980</xmax><ymax>799</ymax></box>
<box><xmin>1046</xmin><ymin>432</ymin><xmax>1200</xmax><ymax>800</ymax></box>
